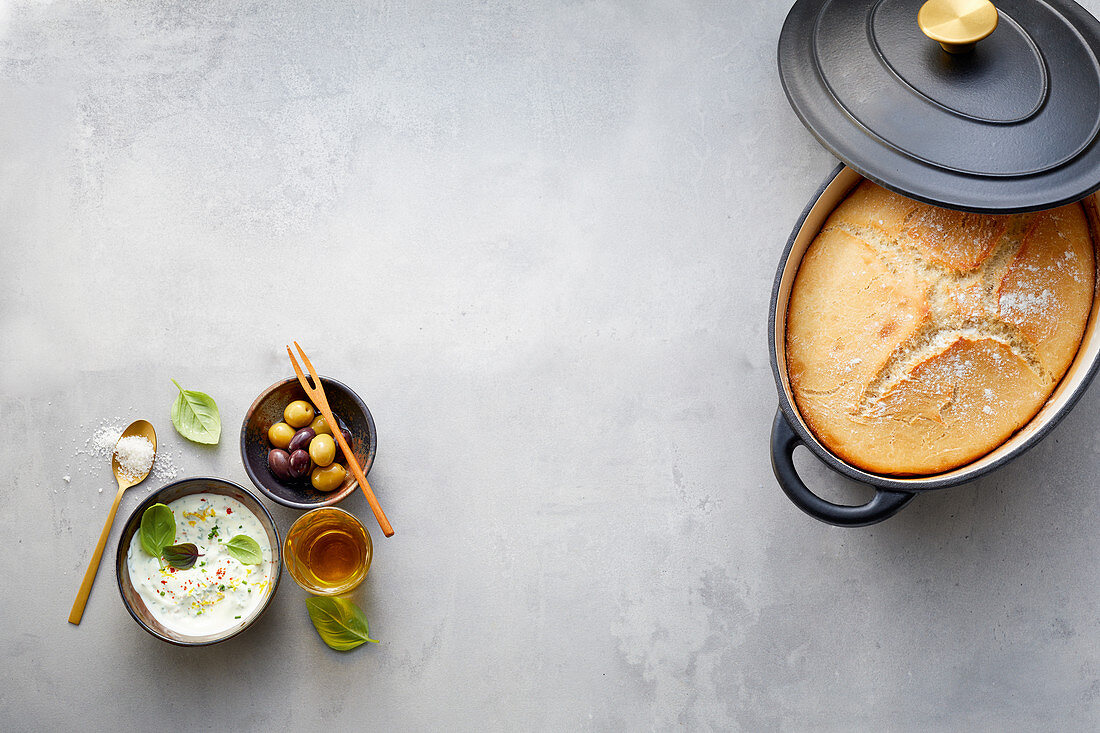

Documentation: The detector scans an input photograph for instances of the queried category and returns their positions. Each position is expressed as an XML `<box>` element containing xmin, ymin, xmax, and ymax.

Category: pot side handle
<box><xmin>770</xmin><ymin>410</ymin><xmax>915</xmax><ymax>527</ymax></box>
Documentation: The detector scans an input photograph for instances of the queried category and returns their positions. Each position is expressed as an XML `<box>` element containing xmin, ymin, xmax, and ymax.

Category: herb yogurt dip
<box><xmin>126</xmin><ymin>494</ymin><xmax>274</xmax><ymax>635</ymax></box>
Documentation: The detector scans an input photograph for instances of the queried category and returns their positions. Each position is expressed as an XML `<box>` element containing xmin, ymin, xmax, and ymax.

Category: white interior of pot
<box><xmin>774</xmin><ymin>166</ymin><xmax>1100</xmax><ymax>484</ymax></box>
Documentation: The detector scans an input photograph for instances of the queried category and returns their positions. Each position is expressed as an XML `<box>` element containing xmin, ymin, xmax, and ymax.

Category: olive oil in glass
<box><xmin>284</xmin><ymin>507</ymin><xmax>372</xmax><ymax>594</ymax></box>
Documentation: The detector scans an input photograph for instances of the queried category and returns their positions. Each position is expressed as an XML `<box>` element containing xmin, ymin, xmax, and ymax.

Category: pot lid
<box><xmin>778</xmin><ymin>0</ymin><xmax>1100</xmax><ymax>212</ymax></box>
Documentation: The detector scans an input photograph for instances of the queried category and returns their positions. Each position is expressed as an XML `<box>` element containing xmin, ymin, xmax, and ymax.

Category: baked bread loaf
<box><xmin>785</xmin><ymin>181</ymin><xmax>1096</xmax><ymax>475</ymax></box>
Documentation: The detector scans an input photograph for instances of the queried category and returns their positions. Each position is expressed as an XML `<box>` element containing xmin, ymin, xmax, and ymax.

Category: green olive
<box><xmin>309</xmin><ymin>434</ymin><xmax>337</xmax><ymax>467</ymax></box>
<box><xmin>311</xmin><ymin>462</ymin><xmax>346</xmax><ymax>492</ymax></box>
<box><xmin>267</xmin><ymin>422</ymin><xmax>295</xmax><ymax>449</ymax></box>
<box><xmin>309</xmin><ymin>415</ymin><xmax>332</xmax><ymax>436</ymax></box>
<box><xmin>284</xmin><ymin>400</ymin><xmax>315</xmax><ymax>428</ymax></box>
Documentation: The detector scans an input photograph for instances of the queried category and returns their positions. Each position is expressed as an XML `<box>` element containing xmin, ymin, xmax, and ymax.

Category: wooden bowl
<box><xmin>115</xmin><ymin>477</ymin><xmax>282</xmax><ymax>646</ymax></box>
<box><xmin>239</xmin><ymin>375</ymin><xmax>377</xmax><ymax>510</ymax></box>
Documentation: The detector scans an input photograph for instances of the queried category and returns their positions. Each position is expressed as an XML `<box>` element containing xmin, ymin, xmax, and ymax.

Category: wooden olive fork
<box><xmin>288</xmin><ymin>342</ymin><xmax>393</xmax><ymax>537</ymax></box>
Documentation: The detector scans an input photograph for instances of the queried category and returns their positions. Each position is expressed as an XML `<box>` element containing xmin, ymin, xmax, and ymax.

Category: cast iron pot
<box><xmin>769</xmin><ymin>164</ymin><xmax>1100</xmax><ymax>527</ymax></box>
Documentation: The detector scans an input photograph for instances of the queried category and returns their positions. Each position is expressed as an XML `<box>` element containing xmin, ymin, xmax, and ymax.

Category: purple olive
<box><xmin>267</xmin><ymin>449</ymin><xmax>293</xmax><ymax>481</ymax></box>
<box><xmin>288</xmin><ymin>449</ymin><xmax>312</xmax><ymax>479</ymax></box>
<box><xmin>339</xmin><ymin>427</ymin><xmax>353</xmax><ymax>448</ymax></box>
<box><xmin>288</xmin><ymin>427</ymin><xmax>316</xmax><ymax>454</ymax></box>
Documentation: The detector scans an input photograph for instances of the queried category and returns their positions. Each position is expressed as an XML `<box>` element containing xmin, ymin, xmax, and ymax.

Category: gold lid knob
<box><xmin>918</xmin><ymin>0</ymin><xmax>999</xmax><ymax>54</ymax></box>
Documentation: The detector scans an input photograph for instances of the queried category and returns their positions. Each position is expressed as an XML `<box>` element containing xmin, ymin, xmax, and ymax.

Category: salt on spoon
<box><xmin>68</xmin><ymin>420</ymin><xmax>157</xmax><ymax>625</ymax></box>
<box><xmin>114</xmin><ymin>434</ymin><xmax>156</xmax><ymax>481</ymax></box>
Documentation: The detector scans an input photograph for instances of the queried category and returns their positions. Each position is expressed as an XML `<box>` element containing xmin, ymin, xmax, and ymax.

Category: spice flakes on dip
<box><xmin>126</xmin><ymin>494</ymin><xmax>274</xmax><ymax>635</ymax></box>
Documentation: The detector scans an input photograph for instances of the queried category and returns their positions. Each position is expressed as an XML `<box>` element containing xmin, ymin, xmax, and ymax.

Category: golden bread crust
<box><xmin>785</xmin><ymin>182</ymin><xmax>1096</xmax><ymax>475</ymax></box>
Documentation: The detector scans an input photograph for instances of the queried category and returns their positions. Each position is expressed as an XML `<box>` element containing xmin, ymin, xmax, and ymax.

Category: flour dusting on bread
<box><xmin>785</xmin><ymin>181</ymin><xmax>1095</xmax><ymax>475</ymax></box>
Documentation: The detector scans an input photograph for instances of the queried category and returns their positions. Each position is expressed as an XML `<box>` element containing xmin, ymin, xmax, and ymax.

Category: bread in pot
<box><xmin>785</xmin><ymin>181</ymin><xmax>1096</xmax><ymax>475</ymax></box>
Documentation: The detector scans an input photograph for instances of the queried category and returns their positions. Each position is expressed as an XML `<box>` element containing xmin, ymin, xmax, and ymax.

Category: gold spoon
<box><xmin>68</xmin><ymin>420</ymin><xmax>157</xmax><ymax>625</ymax></box>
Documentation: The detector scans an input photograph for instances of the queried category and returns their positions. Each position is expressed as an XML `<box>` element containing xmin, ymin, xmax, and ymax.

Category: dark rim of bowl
<box><xmin>115</xmin><ymin>477</ymin><xmax>282</xmax><ymax>646</ymax></box>
<box><xmin>238</xmin><ymin>375</ymin><xmax>377</xmax><ymax>510</ymax></box>
<box><xmin>768</xmin><ymin>162</ymin><xmax>1100</xmax><ymax>492</ymax></box>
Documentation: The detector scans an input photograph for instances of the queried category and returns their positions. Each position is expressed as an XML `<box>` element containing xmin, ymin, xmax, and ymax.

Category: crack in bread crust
<box><xmin>820</xmin><ymin>214</ymin><xmax>1050</xmax><ymax>415</ymax></box>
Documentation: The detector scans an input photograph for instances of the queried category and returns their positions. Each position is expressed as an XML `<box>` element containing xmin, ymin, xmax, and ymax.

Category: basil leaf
<box><xmin>306</xmin><ymin>597</ymin><xmax>379</xmax><ymax>651</ymax></box>
<box><xmin>140</xmin><ymin>503</ymin><xmax>175</xmax><ymax>557</ymax></box>
<box><xmin>225</xmin><ymin>534</ymin><xmax>263</xmax><ymax>565</ymax></box>
<box><xmin>170</xmin><ymin>379</ymin><xmax>221</xmax><ymax>445</ymax></box>
<box><xmin>162</xmin><ymin>543</ymin><xmax>202</xmax><ymax>570</ymax></box>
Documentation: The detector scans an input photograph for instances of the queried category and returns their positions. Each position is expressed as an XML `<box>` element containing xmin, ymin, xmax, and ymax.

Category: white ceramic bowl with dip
<box><xmin>115</xmin><ymin>477</ymin><xmax>282</xmax><ymax>646</ymax></box>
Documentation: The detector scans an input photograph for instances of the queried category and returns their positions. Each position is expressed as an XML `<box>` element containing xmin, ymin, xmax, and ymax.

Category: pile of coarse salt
<box><xmin>79</xmin><ymin>423</ymin><xmax>179</xmax><ymax>483</ymax></box>
<box><xmin>89</xmin><ymin>425</ymin><xmax>124</xmax><ymax>458</ymax></box>
<box><xmin>114</xmin><ymin>435</ymin><xmax>155</xmax><ymax>481</ymax></box>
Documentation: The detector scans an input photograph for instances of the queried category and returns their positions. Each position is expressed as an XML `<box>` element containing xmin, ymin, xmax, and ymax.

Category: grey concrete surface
<box><xmin>4</xmin><ymin>0</ymin><xmax>1100</xmax><ymax>729</ymax></box>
